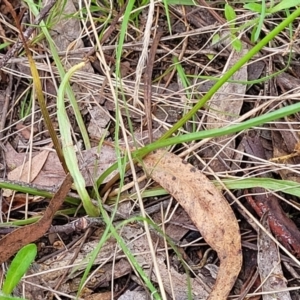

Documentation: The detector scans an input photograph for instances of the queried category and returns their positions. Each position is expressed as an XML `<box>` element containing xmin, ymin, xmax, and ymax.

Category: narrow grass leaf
<box><xmin>98</xmin><ymin>98</ymin><xmax>300</xmax><ymax>187</ymax></box>
<box><xmin>2</xmin><ymin>244</ymin><xmax>37</xmax><ymax>295</ymax></box>
<box><xmin>173</xmin><ymin>56</ymin><xmax>191</xmax><ymax>97</ymax></box>
<box><xmin>217</xmin><ymin>178</ymin><xmax>300</xmax><ymax>198</ymax></box>
<box><xmin>24</xmin><ymin>0</ymin><xmax>91</xmax><ymax>150</ymax></box>
<box><xmin>254</xmin><ymin>0</ymin><xmax>266</xmax><ymax>42</ymax></box>
<box><xmin>57</xmin><ymin>62</ymin><xmax>99</xmax><ymax>217</ymax></box>
<box><xmin>157</xmin><ymin>7</ymin><xmax>300</xmax><ymax>141</ymax></box>
<box><xmin>0</xmin><ymin>295</ymin><xmax>26</xmax><ymax>300</ymax></box>
<box><xmin>269</xmin><ymin>0</ymin><xmax>300</xmax><ymax>13</ymax></box>
<box><xmin>162</xmin><ymin>0</ymin><xmax>172</xmax><ymax>33</ymax></box>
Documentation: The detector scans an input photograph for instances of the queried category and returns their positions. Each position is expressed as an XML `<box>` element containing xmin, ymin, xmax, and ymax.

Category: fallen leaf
<box><xmin>3</xmin><ymin>144</ymin><xmax>51</xmax><ymax>197</ymax></box>
<box><xmin>8</xmin><ymin>146</ymin><xmax>50</xmax><ymax>182</ymax></box>
<box><xmin>143</xmin><ymin>149</ymin><xmax>242</xmax><ymax>300</ymax></box>
<box><xmin>202</xmin><ymin>38</ymin><xmax>248</xmax><ymax>172</ymax></box>
<box><xmin>2</xmin><ymin>194</ymin><xmax>42</xmax><ymax>213</ymax></box>
<box><xmin>118</xmin><ymin>290</ymin><xmax>147</xmax><ymax>300</ymax></box>
<box><xmin>243</xmin><ymin>135</ymin><xmax>300</xmax><ymax>256</ymax></box>
<box><xmin>87</xmin><ymin>105</ymin><xmax>110</xmax><ymax>141</ymax></box>
<box><xmin>15</xmin><ymin>123</ymin><xmax>37</xmax><ymax>140</ymax></box>
<box><xmin>0</xmin><ymin>174</ymin><xmax>73</xmax><ymax>264</ymax></box>
<box><xmin>84</xmin><ymin>292</ymin><xmax>112</xmax><ymax>300</ymax></box>
<box><xmin>4</xmin><ymin>143</ymin><xmax>119</xmax><ymax>188</ymax></box>
<box><xmin>258</xmin><ymin>214</ymin><xmax>292</xmax><ymax>300</ymax></box>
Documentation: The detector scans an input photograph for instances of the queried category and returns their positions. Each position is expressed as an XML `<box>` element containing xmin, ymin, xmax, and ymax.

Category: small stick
<box><xmin>0</xmin><ymin>69</ymin><xmax>13</xmax><ymax>138</ymax></box>
<box><xmin>144</xmin><ymin>28</ymin><xmax>163</xmax><ymax>143</ymax></box>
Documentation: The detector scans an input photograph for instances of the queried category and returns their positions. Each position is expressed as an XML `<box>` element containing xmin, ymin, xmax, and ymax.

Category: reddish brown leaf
<box><xmin>143</xmin><ymin>149</ymin><xmax>242</xmax><ymax>300</ymax></box>
<box><xmin>245</xmin><ymin>189</ymin><xmax>300</xmax><ymax>257</ymax></box>
<box><xmin>0</xmin><ymin>174</ymin><xmax>73</xmax><ymax>264</ymax></box>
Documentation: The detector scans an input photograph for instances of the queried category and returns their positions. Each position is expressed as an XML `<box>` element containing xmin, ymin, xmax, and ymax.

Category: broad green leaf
<box><xmin>269</xmin><ymin>0</ymin><xmax>300</xmax><ymax>13</ymax></box>
<box><xmin>232</xmin><ymin>38</ymin><xmax>243</xmax><ymax>52</ymax></box>
<box><xmin>244</xmin><ymin>3</ymin><xmax>263</xmax><ymax>13</ymax></box>
<box><xmin>0</xmin><ymin>294</ymin><xmax>26</xmax><ymax>300</ymax></box>
<box><xmin>2</xmin><ymin>244</ymin><xmax>37</xmax><ymax>294</ymax></box>
<box><xmin>225</xmin><ymin>4</ymin><xmax>236</xmax><ymax>24</ymax></box>
<box><xmin>212</xmin><ymin>33</ymin><xmax>220</xmax><ymax>45</ymax></box>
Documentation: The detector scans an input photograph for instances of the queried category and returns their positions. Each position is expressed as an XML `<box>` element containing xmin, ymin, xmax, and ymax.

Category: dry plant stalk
<box><xmin>143</xmin><ymin>149</ymin><xmax>242</xmax><ymax>300</ymax></box>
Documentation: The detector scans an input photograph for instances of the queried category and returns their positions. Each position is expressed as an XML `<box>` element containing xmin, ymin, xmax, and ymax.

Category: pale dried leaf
<box><xmin>87</xmin><ymin>105</ymin><xmax>110</xmax><ymax>140</ymax></box>
<box><xmin>85</xmin><ymin>292</ymin><xmax>112</xmax><ymax>300</ymax></box>
<box><xmin>4</xmin><ymin>143</ymin><xmax>119</xmax><ymax>187</ymax></box>
<box><xmin>15</xmin><ymin>123</ymin><xmax>36</xmax><ymax>140</ymax></box>
<box><xmin>118</xmin><ymin>290</ymin><xmax>147</xmax><ymax>300</ymax></box>
<box><xmin>7</xmin><ymin>147</ymin><xmax>50</xmax><ymax>182</ymax></box>
<box><xmin>3</xmin><ymin>146</ymin><xmax>50</xmax><ymax>197</ymax></box>
<box><xmin>143</xmin><ymin>149</ymin><xmax>242</xmax><ymax>300</ymax></box>
<box><xmin>258</xmin><ymin>215</ymin><xmax>292</xmax><ymax>300</ymax></box>
<box><xmin>204</xmin><ymin>38</ymin><xmax>248</xmax><ymax>172</ymax></box>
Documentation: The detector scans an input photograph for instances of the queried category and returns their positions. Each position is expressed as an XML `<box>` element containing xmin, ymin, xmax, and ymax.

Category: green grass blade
<box><xmin>254</xmin><ymin>0</ymin><xmax>266</xmax><ymax>41</ymax></box>
<box><xmin>138</xmin><ymin>100</ymin><xmax>300</xmax><ymax>154</ymax></box>
<box><xmin>97</xmin><ymin>99</ymin><xmax>300</xmax><ymax>186</ymax></box>
<box><xmin>158</xmin><ymin>6</ymin><xmax>300</xmax><ymax>141</ymax></box>
<box><xmin>57</xmin><ymin>62</ymin><xmax>99</xmax><ymax>217</ymax></box>
<box><xmin>97</xmin><ymin>7</ymin><xmax>300</xmax><ymax>186</ymax></box>
<box><xmin>2</xmin><ymin>244</ymin><xmax>37</xmax><ymax>295</ymax></box>
<box><xmin>216</xmin><ymin>178</ymin><xmax>300</xmax><ymax>198</ymax></box>
<box><xmin>269</xmin><ymin>0</ymin><xmax>300</xmax><ymax>13</ymax></box>
<box><xmin>0</xmin><ymin>295</ymin><xmax>27</xmax><ymax>300</ymax></box>
<box><xmin>24</xmin><ymin>0</ymin><xmax>91</xmax><ymax>149</ymax></box>
<box><xmin>162</xmin><ymin>0</ymin><xmax>172</xmax><ymax>33</ymax></box>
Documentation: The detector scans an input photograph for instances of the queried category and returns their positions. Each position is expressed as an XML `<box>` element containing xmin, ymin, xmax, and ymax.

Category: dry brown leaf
<box><xmin>4</xmin><ymin>143</ymin><xmax>119</xmax><ymax>188</ymax></box>
<box><xmin>0</xmin><ymin>174</ymin><xmax>73</xmax><ymax>264</ymax></box>
<box><xmin>203</xmin><ymin>40</ymin><xmax>248</xmax><ymax>172</ymax></box>
<box><xmin>143</xmin><ymin>149</ymin><xmax>242</xmax><ymax>300</ymax></box>
<box><xmin>8</xmin><ymin>146</ymin><xmax>50</xmax><ymax>182</ymax></box>
<box><xmin>258</xmin><ymin>215</ymin><xmax>292</xmax><ymax>300</ymax></box>
<box><xmin>3</xmin><ymin>145</ymin><xmax>51</xmax><ymax>197</ymax></box>
<box><xmin>84</xmin><ymin>292</ymin><xmax>112</xmax><ymax>300</ymax></box>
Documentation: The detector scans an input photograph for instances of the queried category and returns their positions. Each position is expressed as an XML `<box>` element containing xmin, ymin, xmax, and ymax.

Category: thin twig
<box><xmin>0</xmin><ymin>68</ymin><xmax>14</xmax><ymax>138</ymax></box>
<box><xmin>144</xmin><ymin>28</ymin><xmax>163</xmax><ymax>143</ymax></box>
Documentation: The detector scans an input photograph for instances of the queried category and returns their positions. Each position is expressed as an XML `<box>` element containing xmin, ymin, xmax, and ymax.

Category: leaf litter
<box><xmin>142</xmin><ymin>149</ymin><xmax>242</xmax><ymax>299</ymax></box>
<box><xmin>1</xmin><ymin>0</ymin><xmax>300</xmax><ymax>299</ymax></box>
<box><xmin>202</xmin><ymin>31</ymin><xmax>248</xmax><ymax>173</ymax></box>
<box><xmin>257</xmin><ymin>214</ymin><xmax>291</xmax><ymax>300</ymax></box>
